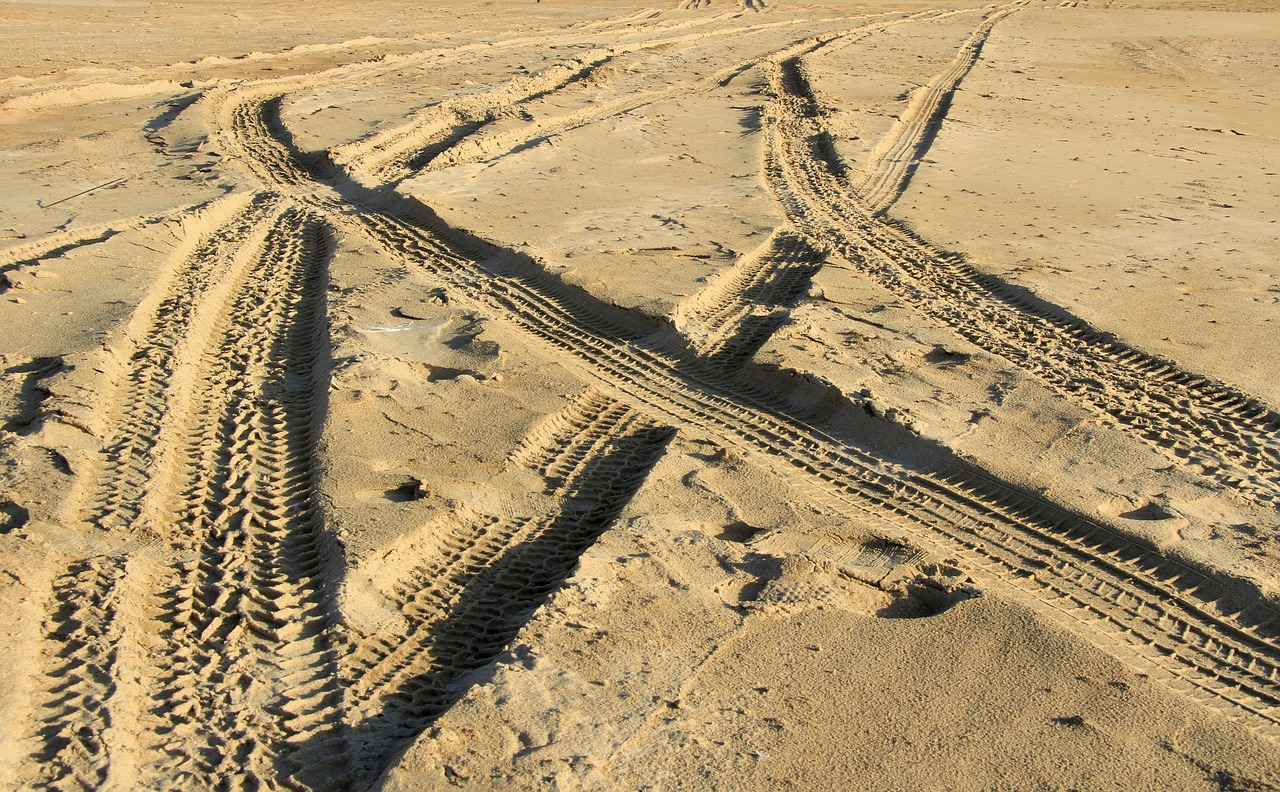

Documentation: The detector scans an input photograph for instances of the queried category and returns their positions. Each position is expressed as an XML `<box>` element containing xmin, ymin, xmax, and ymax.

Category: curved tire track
<box><xmin>761</xmin><ymin>33</ymin><xmax>1280</xmax><ymax>508</ymax></box>
<box><xmin>343</xmin><ymin>406</ymin><xmax>673</xmax><ymax>785</ymax></box>
<box><xmin>26</xmin><ymin>16</ymin><xmax>1277</xmax><ymax>790</ymax></box>
<box><xmin>335</xmin><ymin>51</ymin><xmax>618</xmax><ymax>185</ymax></box>
<box><xmin>331</xmin><ymin>14</ymin><xmax>840</xmax><ymax>186</ymax></box>
<box><xmin>213</xmin><ymin>77</ymin><xmax>1280</xmax><ymax>740</ymax></box>
<box><xmin>854</xmin><ymin>6</ymin><xmax>1019</xmax><ymax>213</ymax></box>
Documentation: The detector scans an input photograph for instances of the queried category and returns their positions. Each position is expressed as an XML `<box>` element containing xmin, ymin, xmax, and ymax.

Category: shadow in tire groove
<box><xmin>226</xmin><ymin>81</ymin><xmax>1280</xmax><ymax>747</ymax></box>
<box><xmin>338</xmin><ymin>423</ymin><xmax>675</xmax><ymax>788</ymax></box>
<box><xmin>139</xmin><ymin>214</ymin><xmax>349</xmax><ymax>789</ymax></box>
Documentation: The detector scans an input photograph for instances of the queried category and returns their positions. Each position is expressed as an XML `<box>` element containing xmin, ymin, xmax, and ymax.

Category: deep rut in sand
<box><xmin>342</xmin><ymin>395</ymin><xmax>672</xmax><ymax>785</ymax></box>
<box><xmin>762</xmin><ymin>19</ymin><xmax>1280</xmax><ymax>509</ymax></box>
<box><xmin>28</xmin><ymin>200</ymin><xmax>344</xmax><ymax>790</ymax></box>
<box><xmin>10</xmin><ymin>8</ymin><xmax>1280</xmax><ymax>790</ymax></box>
<box><xmin>210</xmin><ymin>53</ymin><xmax>1280</xmax><ymax>743</ymax></box>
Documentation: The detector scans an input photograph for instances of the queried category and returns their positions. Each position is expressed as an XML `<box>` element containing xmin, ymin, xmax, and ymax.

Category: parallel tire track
<box><xmin>81</xmin><ymin>193</ymin><xmax>283</xmax><ymax>536</ymax></box>
<box><xmin>139</xmin><ymin>208</ymin><xmax>344</xmax><ymax>790</ymax></box>
<box><xmin>364</xmin><ymin>201</ymin><xmax>1280</xmax><ymax>737</ymax></box>
<box><xmin>855</xmin><ymin>6</ymin><xmax>1018</xmax><ymax>213</ymax></box>
<box><xmin>335</xmin><ymin>52</ymin><xmax>617</xmax><ymax>184</ymax></box>
<box><xmin>26</xmin><ymin>192</ymin><xmax>283</xmax><ymax>791</ymax></box>
<box><xmin>761</xmin><ymin>35</ymin><xmax>1280</xmax><ymax>508</ymax></box>
<box><xmin>344</xmin><ymin>412</ymin><xmax>673</xmax><ymax>784</ymax></box>
<box><xmin>212</xmin><ymin>83</ymin><xmax>1280</xmax><ymax>738</ymax></box>
<box><xmin>26</xmin><ymin>197</ymin><xmax>344</xmax><ymax>790</ymax></box>
<box><xmin>15</xmin><ymin>13</ymin><xmax>1119</xmax><ymax>792</ymax></box>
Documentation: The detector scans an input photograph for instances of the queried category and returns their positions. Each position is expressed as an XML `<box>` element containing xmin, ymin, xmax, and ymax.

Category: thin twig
<box><xmin>39</xmin><ymin>177</ymin><xmax>127</xmax><ymax>209</ymax></box>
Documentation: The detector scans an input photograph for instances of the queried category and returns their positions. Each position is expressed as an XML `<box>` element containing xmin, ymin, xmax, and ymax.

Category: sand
<box><xmin>1</xmin><ymin>0</ymin><xmax>1278</xmax><ymax>789</ymax></box>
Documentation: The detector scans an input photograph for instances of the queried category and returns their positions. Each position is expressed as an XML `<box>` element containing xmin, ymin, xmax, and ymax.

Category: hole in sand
<box><xmin>1119</xmin><ymin>502</ymin><xmax>1176</xmax><ymax>521</ymax></box>
<box><xmin>876</xmin><ymin>579</ymin><xmax>978</xmax><ymax>619</ymax></box>
<box><xmin>718</xmin><ymin>521</ymin><xmax>763</xmax><ymax>543</ymax></box>
<box><xmin>0</xmin><ymin>500</ymin><xmax>27</xmax><ymax>534</ymax></box>
<box><xmin>874</xmin><ymin>562</ymin><xmax>980</xmax><ymax>619</ymax></box>
<box><xmin>924</xmin><ymin>344</ymin><xmax>971</xmax><ymax>366</ymax></box>
<box><xmin>384</xmin><ymin>477</ymin><xmax>429</xmax><ymax>503</ymax></box>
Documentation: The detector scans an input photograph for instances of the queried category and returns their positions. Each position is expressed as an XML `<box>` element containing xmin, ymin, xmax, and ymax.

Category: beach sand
<box><xmin>1</xmin><ymin>1</ymin><xmax>1278</xmax><ymax>788</ymax></box>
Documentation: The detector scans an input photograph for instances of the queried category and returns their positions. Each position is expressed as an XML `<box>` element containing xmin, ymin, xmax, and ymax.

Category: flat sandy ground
<box><xmin>1</xmin><ymin>0</ymin><xmax>1279</xmax><ymax>789</ymax></box>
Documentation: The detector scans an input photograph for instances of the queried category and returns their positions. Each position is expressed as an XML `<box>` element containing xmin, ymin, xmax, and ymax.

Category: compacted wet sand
<box><xmin>1</xmin><ymin>1</ymin><xmax>1279</xmax><ymax>788</ymax></box>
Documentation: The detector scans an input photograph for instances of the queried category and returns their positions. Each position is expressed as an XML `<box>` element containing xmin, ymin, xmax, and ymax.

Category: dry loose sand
<box><xmin>1</xmin><ymin>0</ymin><xmax>1279</xmax><ymax>789</ymax></box>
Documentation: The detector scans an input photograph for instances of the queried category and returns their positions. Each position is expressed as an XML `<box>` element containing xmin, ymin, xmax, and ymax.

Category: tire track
<box><xmin>332</xmin><ymin>15</ymin><xmax>832</xmax><ymax>186</ymax></box>
<box><xmin>29</xmin><ymin>556</ymin><xmax>130</xmax><ymax>790</ymax></box>
<box><xmin>360</xmin><ymin>199</ymin><xmax>1280</xmax><ymax>738</ymax></box>
<box><xmin>0</xmin><ymin>205</ymin><xmax>200</xmax><ymax>293</ymax></box>
<box><xmin>674</xmin><ymin>229</ymin><xmax>826</xmax><ymax>367</ymax></box>
<box><xmin>79</xmin><ymin>192</ymin><xmax>283</xmax><ymax>537</ymax></box>
<box><xmin>137</xmin><ymin>208</ymin><xmax>344</xmax><ymax>790</ymax></box>
<box><xmin>381</xmin><ymin>15</ymin><xmax>926</xmax><ymax>181</ymax></box>
<box><xmin>343</xmin><ymin>408</ymin><xmax>673</xmax><ymax>785</ymax></box>
<box><xmin>761</xmin><ymin>33</ymin><xmax>1280</xmax><ymax>508</ymax></box>
<box><xmin>23</xmin><ymin>197</ymin><xmax>345</xmax><ymax>789</ymax></box>
<box><xmin>25</xmin><ymin>192</ymin><xmax>284</xmax><ymax>790</ymax></box>
<box><xmin>213</xmin><ymin>82</ymin><xmax>1280</xmax><ymax>739</ymax></box>
<box><xmin>511</xmin><ymin>389</ymin><xmax>652</xmax><ymax>489</ymax></box>
<box><xmin>335</xmin><ymin>51</ymin><xmax>618</xmax><ymax>185</ymax></box>
<box><xmin>855</xmin><ymin>6</ymin><xmax>1019</xmax><ymax>214</ymax></box>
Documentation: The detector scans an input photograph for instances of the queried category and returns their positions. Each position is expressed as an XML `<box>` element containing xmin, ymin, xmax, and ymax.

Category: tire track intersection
<box><xmin>215</xmin><ymin>32</ymin><xmax>1280</xmax><ymax>747</ymax></box>
<box><xmin>13</xmin><ymin>7</ymin><xmax>1280</xmax><ymax>790</ymax></box>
